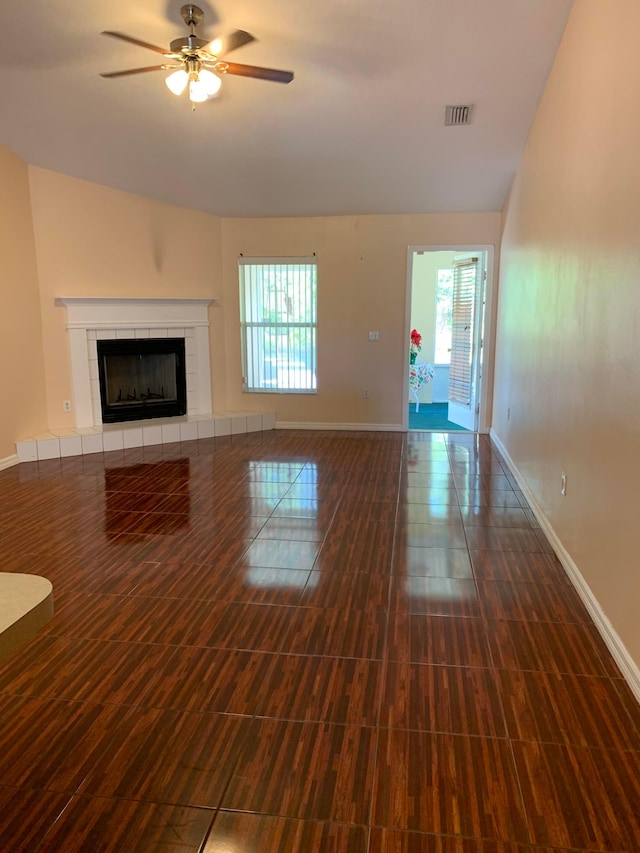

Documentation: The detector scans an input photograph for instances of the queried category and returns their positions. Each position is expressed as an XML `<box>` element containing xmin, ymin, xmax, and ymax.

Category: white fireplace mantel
<box><xmin>57</xmin><ymin>297</ymin><xmax>215</xmax><ymax>428</ymax></box>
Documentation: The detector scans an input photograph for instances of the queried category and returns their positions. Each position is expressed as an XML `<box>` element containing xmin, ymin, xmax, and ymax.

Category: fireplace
<box><xmin>97</xmin><ymin>338</ymin><xmax>187</xmax><ymax>423</ymax></box>
<box><xmin>57</xmin><ymin>297</ymin><xmax>214</xmax><ymax>428</ymax></box>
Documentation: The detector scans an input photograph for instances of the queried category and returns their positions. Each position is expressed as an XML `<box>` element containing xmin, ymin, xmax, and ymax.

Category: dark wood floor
<box><xmin>0</xmin><ymin>429</ymin><xmax>639</xmax><ymax>852</ymax></box>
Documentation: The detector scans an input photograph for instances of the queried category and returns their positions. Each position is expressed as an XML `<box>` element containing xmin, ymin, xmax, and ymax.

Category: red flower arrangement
<box><xmin>410</xmin><ymin>328</ymin><xmax>422</xmax><ymax>364</ymax></box>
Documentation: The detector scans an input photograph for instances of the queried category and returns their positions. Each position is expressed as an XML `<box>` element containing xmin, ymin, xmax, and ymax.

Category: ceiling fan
<box><xmin>100</xmin><ymin>4</ymin><xmax>294</xmax><ymax>105</ymax></box>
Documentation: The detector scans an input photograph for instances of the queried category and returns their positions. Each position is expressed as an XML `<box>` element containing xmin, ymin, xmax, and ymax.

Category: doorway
<box><xmin>404</xmin><ymin>246</ymin><xmax>493</xmax><ymax>433</ymax></box>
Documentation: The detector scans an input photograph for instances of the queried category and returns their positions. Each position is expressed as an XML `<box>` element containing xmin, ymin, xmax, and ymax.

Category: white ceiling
<box><xmin>0</xmin><ymin>0</ymin><xmax>573</xmax><ymax>218</ymax></box>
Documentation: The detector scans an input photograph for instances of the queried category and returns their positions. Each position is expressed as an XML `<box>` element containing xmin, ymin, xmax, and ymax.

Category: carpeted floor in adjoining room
<box><xmin>408</xmin><ymin>402</ymin><xmax>469</xmax><ymax>431</ymax></box>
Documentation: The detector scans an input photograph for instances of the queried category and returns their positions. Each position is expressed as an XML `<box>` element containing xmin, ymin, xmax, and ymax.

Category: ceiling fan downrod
<box><xmin>170</xmin><ymin>5</ymin><xmax>209</xmax><ymax>55</ymax></box>
<box><xmin>181</xmin><ymin>5</ymin><xmax>204</xmax><ymax>32</ymax></box>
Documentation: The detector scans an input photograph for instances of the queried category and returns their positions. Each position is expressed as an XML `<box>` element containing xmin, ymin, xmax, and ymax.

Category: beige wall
<box><xmin>0</xmin><ymin>147</ymin><xmax>47</xmax><ymax>459</ymax></box>
<box><xmin>1</xmin><ymin>162</ymin><xmax>499</xmax><ymax>446</ymax></box>
<box><xmin>27</xmin><ymin>167</ymin><xmax>224</xmax><ymax>428</ymax></box>
<box><xmin>493</xmin><ymin>0</ymin><xmax>640</xmax><ymax>669</ymax></box>
<box><xmin>221</xmin><ymin>215</ymin><xmax>499</xmax><ymax>426</ymax></box>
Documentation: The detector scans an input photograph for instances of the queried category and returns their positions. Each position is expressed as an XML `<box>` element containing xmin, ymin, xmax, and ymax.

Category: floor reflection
<box><xmin>104</xmin><ymin>458</ymin><xmax>190</xmax><ymax>537</ymax></box>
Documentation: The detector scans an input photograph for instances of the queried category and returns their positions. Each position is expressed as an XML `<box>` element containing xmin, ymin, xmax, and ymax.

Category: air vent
<box><xmin>445</xmin><ymin>104</ymin><xmax>475</xmax><ymax>126</ymax></box>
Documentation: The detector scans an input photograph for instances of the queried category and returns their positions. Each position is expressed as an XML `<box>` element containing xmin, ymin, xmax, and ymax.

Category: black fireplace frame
<box><xmin>97</xmin><ymin>337</ymin><xmax>187</xmax><ymax>424</ymax></box>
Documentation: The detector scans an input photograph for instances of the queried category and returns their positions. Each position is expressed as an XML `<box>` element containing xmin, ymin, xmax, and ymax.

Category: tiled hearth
<box><xmin>16</xmin><ymin>412</ymin><xmax>276</xmax><ymax>463</ymax></box>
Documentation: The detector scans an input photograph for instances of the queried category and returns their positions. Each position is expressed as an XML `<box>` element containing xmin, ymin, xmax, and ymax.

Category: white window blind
<box><xmin>239</xmin><ymin>257</ymin><xmax>317</xmax><ymax>393</ymax></box>
<box><xmin>448</xmin><ymin>256</ymin><xmax>478</xmax><ymax>406</ymax></box>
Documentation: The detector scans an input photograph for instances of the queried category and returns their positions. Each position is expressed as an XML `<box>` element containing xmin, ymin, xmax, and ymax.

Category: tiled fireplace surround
<box><xmin>15</xmin><ymin>298</ymin><xmax>275</xmax><ymax>463</ymax></box>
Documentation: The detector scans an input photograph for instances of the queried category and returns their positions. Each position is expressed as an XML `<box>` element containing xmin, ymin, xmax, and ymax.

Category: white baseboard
<box><xmin>490</xmin><ymin>429</ymin><xmax>640</xmax><ymax>704</ymax></box>
<box><xmin>0</xmin><ymin>454</ymin><xmax>18</xmax><ymax>471</ymax></box>
<box><xmin>276</xmin><ymin>421</ymin><xmax>404</xmax><ymax>432</ymax></box>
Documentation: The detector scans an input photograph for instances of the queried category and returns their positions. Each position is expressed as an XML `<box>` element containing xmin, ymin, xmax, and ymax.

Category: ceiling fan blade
<box><xmin>101</xmin><ymin>31</ymin><xmax>171</xmax><ymax>56</ymax></box>
<box><xmin>223</xmin><ymin>62</ymin><xmax>294</xmax><ymax>84</ymax></box>
<box><xmin>207</xmin><ymin>29</ymin><xmax>256</xmax><ymax>57</ymax></box>
<box><xmin>100</xmin><ymin>65</ymin><xmax>168</xmax><ymax>78</ymax></box>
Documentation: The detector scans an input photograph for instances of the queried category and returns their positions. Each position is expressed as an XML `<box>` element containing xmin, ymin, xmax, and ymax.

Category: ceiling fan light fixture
<box><xmin>188</xmin><ymin>77</ymin><xmax>209</xmax><ymax>102</ymax></box>
<box><xmin>198</xmin><ymin>69</ymin><xmax>222</xmax><ymax>96</ymax></box>
<box><xmin>165</xmin><ymin>68</ymin><xmax>189</xmax><ymax>95</ymax></box>
<box><xmin>207</xmin><ymin>37</ymin><xmax>223</xmax><ymax>56</ymax></box>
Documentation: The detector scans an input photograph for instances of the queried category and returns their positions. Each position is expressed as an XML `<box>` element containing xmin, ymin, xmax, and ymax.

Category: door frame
<box><xmin>403</xmin><ymin>244</ymin><xmax>496</xmax><ymax>433</ymax></box>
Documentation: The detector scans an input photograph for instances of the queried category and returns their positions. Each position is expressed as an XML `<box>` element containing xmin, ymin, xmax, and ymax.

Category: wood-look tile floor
<box><xmin>0</xmin><ymin>430</ymin><xmax>639</xmax><ymax>852</ymax></box>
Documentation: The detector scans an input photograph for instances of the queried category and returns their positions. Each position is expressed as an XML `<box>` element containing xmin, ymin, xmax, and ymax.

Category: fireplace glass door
<box><xmin>97</xmin><ymin>338</ymin><xmax>187</xmax><ymax>423</ymax></box>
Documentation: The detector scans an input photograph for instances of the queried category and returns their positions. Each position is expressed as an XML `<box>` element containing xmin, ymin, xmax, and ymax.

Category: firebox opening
<box><xmin>97</xmin><ymin>338</ymin><xmax>187</xmax><ymax>424</ymax></box>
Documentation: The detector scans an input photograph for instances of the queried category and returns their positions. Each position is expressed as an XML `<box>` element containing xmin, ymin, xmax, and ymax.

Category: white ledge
<box><xmin>56</xmin><ymin>297</ymin><xmax>218</xmax><ymax>329</ymax></box>
<box><xmin>56</xmin><ymin>297</ymin><xmax>218</xmax><ymax>305</ymax></box>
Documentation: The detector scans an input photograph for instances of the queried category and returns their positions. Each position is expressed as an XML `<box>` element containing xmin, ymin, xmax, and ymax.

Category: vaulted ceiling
<box><xmin>0</xmin><ymin>0</ymin><xmax>572</xmax><ymax>217</ymax></box>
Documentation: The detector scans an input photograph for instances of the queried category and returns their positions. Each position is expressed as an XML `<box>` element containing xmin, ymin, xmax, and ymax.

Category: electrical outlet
<box><xmin>63</xmin><ymin>400</ymin><xmax>72</xmax><ymax>413</ymax></box>
<box><xmin>363</xmin><ymin>389</ymin><xmax>369</xmax><ymax>399</ymax></box>
<box><xmin>560</xmin><ymin>472</ymin><xmax>567</xmax><ymax>496</ymax></box>
<box><xmin>368</xmin><ymin>331</ymin><xmax>379</xmax><ymax>341</ymax></box>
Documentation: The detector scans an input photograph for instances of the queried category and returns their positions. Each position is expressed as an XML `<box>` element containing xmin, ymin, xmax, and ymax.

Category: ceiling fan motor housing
<box><xmin>170</xmin><ymin>34</ymin><xmax>209</xmax><ymax>54</ymax></box>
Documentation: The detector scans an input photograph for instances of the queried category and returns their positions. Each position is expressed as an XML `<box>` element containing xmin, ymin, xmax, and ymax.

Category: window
<box><xmin>434</xmin><ymin>268</ymin><xmax>453</xmax><ymax>363</ymax></box>
<box><xmin>239</xmin><ymin>257</ymin><xmax>317</xmax><ymax>392</ymax></box>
